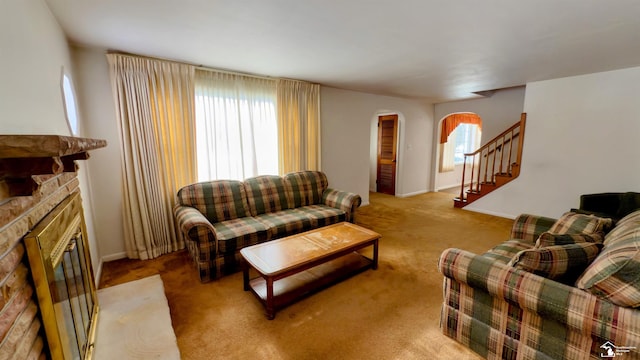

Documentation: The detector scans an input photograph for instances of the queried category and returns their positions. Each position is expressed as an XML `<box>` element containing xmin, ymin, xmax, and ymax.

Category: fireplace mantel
<box><xmin>0</xmin><ymin>135</ymin><xmax>107</xmax><ymax>199</ymax></box>
<box><xmin>0</xmin><ymin>134</ymin><xmax>106</xmax><ymax>360</ymax></box>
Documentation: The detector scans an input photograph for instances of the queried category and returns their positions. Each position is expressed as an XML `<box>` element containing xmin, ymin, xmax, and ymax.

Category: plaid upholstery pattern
<box><xmin>284</xmin><ymin>171</ymin><xmax>328</xmax><ymax>207</ymax></box>
<box><xmin>243</xmin><ymin>175</ymin><xmax>291</xmax><ymax>216</ymax></box>
<box><xmin>322</xmin><ymin>188</ymin><xmax>362</xmax><ymax>223</ymax></box>
<box><xmin>509</xmin><ymin>214</ymin><xmax>557</xmax><ymax>244</ymax></box>
<box><xmin>483</xmin><ymin>239</ymin><xmax>533</xmax><ymax>264</ymax></box>
<box><xmin>296</xmin><ymin>205</ymin><xmax>346</xmax><ymax>228</ymax></box>
<box><xmin>255</xmin><ymin>210</ymin><xmax>313</xmax><ymax>239</ymax></box>
<box><xmin>174</xmin><ymin>171</ymin><xmax>362</xmax><ymax>282</ymax></box>
<box><xmin>548</xmin><ymin>211</ymin><xmax>613</xmax><ymax>235</ymax></box>
<box><xmin>535</xmin><ymin>232</ymin><xmax>604</xmax><ymax>247</ymax></box>
<box><xmin>507</xmin><ymin>243</ymin><xmax>601</xmax><ymax>280</ymax></box>
<box><xmin>177</xmin><ymin>180</ymin><xmax>250</xmax><ymax>222</ymax></box>
<box><xmin>577</xmin><ymin>221</ymin><xmax>640</xmax><ymax>308</ymax></box>
<box><xmin>439</xmin><ymin>248</ymin><xmax>640</xmax><ymax>359</ymax></box>
<box><xmin>604</xmin><ymin>209</ymin><xmax>640</xmax><ymax>246</ymax></box>
<box><xmin>214</xmin><ymin>217</ymin><xmax>269</xmax><ymax>254</ymax></box>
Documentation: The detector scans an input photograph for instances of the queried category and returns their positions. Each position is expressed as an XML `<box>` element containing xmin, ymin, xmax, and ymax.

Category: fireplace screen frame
<box><xmin>25</xmin><ymin>191</ymin><xmax>99</xmax><ymax>360</ymax></box>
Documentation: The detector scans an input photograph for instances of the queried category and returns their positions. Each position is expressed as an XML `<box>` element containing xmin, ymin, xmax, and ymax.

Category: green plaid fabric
<box><xmin>243</xmin><ymin>175</ymin><xmax>291</xmax><ymax>216</ymax></box>
<box><xmin>322</xmin><ymin>188</ymin><xmax>362</xmax><ymax>223</ymax></box>
<box><xmin>507</xmin><ymin>243</ymin><xmax>601</xmax><ymax>280</ymax></box>
<box><xmin>174</xmin><ymin>171</ymin><xmax>362</xmax><ymax>282</ymax></box>
<box><xmin>548</xmin><ymin>211</ymin><xmax>613</xmax><ymax>235</ymax></box>
<box><xmin>296</xmin><ymin>205</ymin><xmax>346</xmax><ymax>228</ymax></box>
<box><xmin>255</xmin><ymin>210</ymin><xmax>313</xmax><ymax>239</ymax></box>
<box><xmin>214</xmin><ymin>217</ymin><xmax>269</xmax><ymax>254</ymax></box>
<box><xmin>535</xmin><ymin>232</ymin><xmax>604</xmax><ymax>248</ymax></box>
<box><xmin>483</xmin><ymin>239</ymin><xmax>533</xmax><ymax>264</ymax></box>
<box><xmin>577</xmin><ymin>215</ymin><xmax>640</xmax><ymax>308</ymax></box>
<box><xmin>177</xmin><ymin>180</ymin><xmax>250</xmax><ymax>222</ymax></box>
<box><xmin>604</xmin><ymin>209</ymin><xmax>640</xmax><ymax>246</ymax></box>
<box><xmin>439</xmin><ymin>248</ymin><xmax>640</xmax><ymax>360</ymax></box>
<box><xmin>284</xmin><ymin>171</ymin><xmax>328</xmax><ymax>207</ymax></box>
<box><xmin>509</xmin><ymin>214</ymin><xmax>557</xmax><ymax>244</ymax></box>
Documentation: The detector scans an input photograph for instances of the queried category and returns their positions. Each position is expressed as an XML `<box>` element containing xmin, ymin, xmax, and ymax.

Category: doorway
<box><xmin>376</xmin><ymin>114</ymin><xmax>398</xmax><ymax>195</ymax></box>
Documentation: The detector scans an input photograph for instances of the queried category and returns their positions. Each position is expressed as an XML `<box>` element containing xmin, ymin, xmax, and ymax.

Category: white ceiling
<box><xmin>46</xmin><ymin>0</ymin><xmax>640</xmax><ymax>102</ymax></box>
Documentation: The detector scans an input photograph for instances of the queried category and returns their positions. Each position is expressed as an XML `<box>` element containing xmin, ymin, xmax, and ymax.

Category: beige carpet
<box><xmin>94</xmin><ymin>275</ymin><xmax>180</xmax><ymax>360</ymax></box>
<box><xmin>100</xmin><ymin>191</ymin><xmax>514</xmax><ymax>359</ymax></box>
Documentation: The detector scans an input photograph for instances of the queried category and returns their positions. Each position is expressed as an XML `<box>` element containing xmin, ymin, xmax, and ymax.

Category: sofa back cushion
<box><xmin>284</xmin><ymin>171</ymin><xmax>328</xmax><ymax>207</ymax></box>
<box><xmin>508</xmin><ymin>243</ymin><xmax>602</xmax><ymax>281</ymax></box>
<box><xmin>243</xmin><ymin>175</ymin><xmax>291</xmax><ymax>216</ymax></box>
<box><xmin>548</xmin><ymin>212</ymin><xmax>613</xmax><ymax>235</ymax></box>
<box><xmin>177</xmin><ymin>180</ymin><xmax>250</xmax><ymax>223</ymax></box>
<box><xmin>576</xmin><ymin>229</ymin><xmax>640</xmax><ymax>308</ymax></box>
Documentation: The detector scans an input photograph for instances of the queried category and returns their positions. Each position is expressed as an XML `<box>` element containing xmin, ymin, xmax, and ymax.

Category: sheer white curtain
<box><xmin>106</xmin><ymin>53</ymin><xmax>196</xmax><ymax>260</ymax></box>
<box><xmin>195</xmin><ymin>70</ymin><xmax>278</xmax><ymax>181</ymax></box>
<box><xmin>440</xmin><ymin>131</ymin><xmax>456</xmax><ymax>172</ymax></box>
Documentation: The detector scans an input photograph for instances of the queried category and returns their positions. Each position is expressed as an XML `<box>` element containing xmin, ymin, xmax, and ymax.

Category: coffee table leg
<box><xmin>242</xmin><ymin>260</ymin><xmax>250</xmax><ymax>291</ymax></box>
<box><xmin>266</xmin><ymin>277</ymin><xmax>275</xmax><ymax>320</ymax></box>
<box><xmin>372</xmin><ymin>239</ymin><xmax>379</xmax><ymax>270</ymax></box>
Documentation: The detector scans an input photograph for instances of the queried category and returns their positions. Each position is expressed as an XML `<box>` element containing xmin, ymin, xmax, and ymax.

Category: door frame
<box><xmin>369</xmin><ymin>111</ymin><xmax>403</xmax><ymax>196</ymax></box>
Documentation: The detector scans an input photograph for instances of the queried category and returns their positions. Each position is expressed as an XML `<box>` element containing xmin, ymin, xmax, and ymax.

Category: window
<box><xmin>453</xmin><ymin>123</ymin><xmax>481</xmax><ymax>164</ymax></box>
<box><xmin>61</xmin><ymin>72</ymin><xmax>79</xmax><ymax>135</ymax></box>
<box><xmin>194</xmin><ymin>71</ymin><xmax>278</xmax><ymax>181</ymax></box>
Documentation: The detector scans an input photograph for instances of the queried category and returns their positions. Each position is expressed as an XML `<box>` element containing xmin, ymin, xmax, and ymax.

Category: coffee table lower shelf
<box><xmin>246</xmin><ymin>251</ymin><xmax>373</xmax><ymax>319</ymax></box>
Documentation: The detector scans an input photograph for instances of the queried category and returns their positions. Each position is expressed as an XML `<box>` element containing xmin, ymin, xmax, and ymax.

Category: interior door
<box><xmin>377</xmin><ymin>114</ymin><xmax>398</xmax><ymax>195</ymax></box>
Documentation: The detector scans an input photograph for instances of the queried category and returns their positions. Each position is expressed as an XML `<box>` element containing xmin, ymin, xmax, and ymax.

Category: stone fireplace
<box><xmin>0</xmin><ymin>135</ymin><xmax>106</xmax><ymax>359</ymax></box>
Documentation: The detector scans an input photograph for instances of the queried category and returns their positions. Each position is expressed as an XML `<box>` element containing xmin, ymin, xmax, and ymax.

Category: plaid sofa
<box><xmin>174</xmin><ymin>171</ymin><xmax>361</xmax><ymax>282</ymax></box>
<box><xmin>438</xmin><ymin>212</ymin><xmax>640</xmax><ymax>360</ymax></box>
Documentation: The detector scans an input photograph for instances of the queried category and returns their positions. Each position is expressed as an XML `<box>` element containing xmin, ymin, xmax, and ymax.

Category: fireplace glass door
<box><xmin>25</xmin><ymin>192</ymin><xmax>99</xmax><ymax>360</ymax></box>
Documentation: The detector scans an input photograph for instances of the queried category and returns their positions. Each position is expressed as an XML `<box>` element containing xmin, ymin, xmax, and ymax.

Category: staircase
<box><xmin>453</xmin><ymin>113</ymin><xmax>526</xmax><ymax>208</ymax></box>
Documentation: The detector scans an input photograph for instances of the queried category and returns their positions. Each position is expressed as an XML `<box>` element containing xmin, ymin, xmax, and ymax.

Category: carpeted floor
<box><xmin>100</xmin><ymin>191</ymin><xmax>514</xmax><ymax>359</ymax></box>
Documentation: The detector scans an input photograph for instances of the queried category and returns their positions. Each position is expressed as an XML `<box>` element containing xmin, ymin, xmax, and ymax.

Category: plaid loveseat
<box><xmin>174</xmin><ymin>171</ymin><xmax>361</xmax><ymax>282</ymax></box>
<box><xmin>438</xmin><ymin>211</ymin><xmax>640</xmax><ymax>360</ymax></box>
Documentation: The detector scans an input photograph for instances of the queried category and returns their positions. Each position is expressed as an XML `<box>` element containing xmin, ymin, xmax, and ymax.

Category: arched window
<box><xmin>439</xmin><ymin>113</ymin><xmax>482</xmax><ymax>172</ymax></box>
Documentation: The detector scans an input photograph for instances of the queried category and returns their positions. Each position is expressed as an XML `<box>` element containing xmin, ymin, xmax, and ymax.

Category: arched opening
<box><xmin>434</xmin><ymin>113</ymin><xmax>482</xmax><ymax>192</ymax></box>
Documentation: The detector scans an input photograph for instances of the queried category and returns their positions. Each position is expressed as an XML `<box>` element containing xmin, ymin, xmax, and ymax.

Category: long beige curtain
<box><xmin>106</xmin><ymin>53</ymin><xmax>197</xmax><ymax>260</ymax></box>
<box><xmin>276</xmin><ymin>79</ymin><xmax>320</xmax><ymax>174</ymax></box>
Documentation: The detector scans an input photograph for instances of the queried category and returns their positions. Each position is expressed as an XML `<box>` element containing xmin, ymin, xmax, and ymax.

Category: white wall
<box><xmin>467</xmin><ymin>67</ymin><xmax>640</xmax><ymax>219</ymax></box>
<box><xmin>72</xmin><ymin>46</ymin><xmax>126</xmax><ymax>261</ymax></box>
<box><xmin>432</xmin><ymin>87</ymin><xmax>526</xmax><ymax>190</ymax></box>
<box><xmin>0</xmin><ymin>0</ymin><xmax>102</xmax><ymax>276</ymax></box>
<box><xmin>321</xmin><ymin>87</ymin><xmax>434</xmax><ymax>205</ymax></box>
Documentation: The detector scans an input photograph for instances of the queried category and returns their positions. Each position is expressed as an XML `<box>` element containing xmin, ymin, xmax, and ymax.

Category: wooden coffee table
<box><xmin>240</xmin><ymin>222</ymin><xmax>380</xmax><ymax>319</ymax></box>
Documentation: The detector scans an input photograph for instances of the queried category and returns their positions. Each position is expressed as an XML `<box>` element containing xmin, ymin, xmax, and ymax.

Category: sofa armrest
<box><xmin>174</xmin><ymin>205</ymin><xmax>217</xmax><ymax>249</ymax></box>
<box><xmin>509</xmin><ymin>213</ymin><xmax>557</xmax><ymax>244</ymax></box>
<box><xmin>438</xmin><ymin>248</ymin><xmax>640</xmax><ymax>338</ymax></box>
<box><xmin>322</xmin><ymin>188</ymin><xmax>362</xmax><ymax>223</ymax></box>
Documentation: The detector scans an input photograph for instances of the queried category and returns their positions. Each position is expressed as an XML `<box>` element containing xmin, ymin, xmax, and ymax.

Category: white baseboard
<box><xmin>397</xmin><ymin>190</ymin><xmax>428</xmax><ymax>198</ymax></box>
<box><xmin>102</xmin><ymin>252</ymin><xmax>127</xmax><ymax>262</ymax></box>
<box><xmin>436</xmin><ymin>184</ymin><xmax>460</xmax><ymax>191</ymax></box>
<box><xmin>463</xmin><ymin>206</ymin><xmax>516</xmax><ymax>219</ymax></box>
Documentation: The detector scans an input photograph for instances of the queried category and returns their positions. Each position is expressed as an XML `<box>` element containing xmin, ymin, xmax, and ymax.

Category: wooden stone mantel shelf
<box><xmin>0</xmin><ymin>135</ymin><xmax>107</xmax><ymax>198</ymax></box>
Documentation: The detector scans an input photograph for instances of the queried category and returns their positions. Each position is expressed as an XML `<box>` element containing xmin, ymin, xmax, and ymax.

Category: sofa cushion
<box><xmin>177</xmin><ymin>180</ymin><xmax>251</xmax><ymax>223</ymax></box>
<box><xmin>548</xmin><ymin>212</ymin><xmax>613</xmax><ymax>235</ymax></box>
<box><xmin>577</xmin><ymin>227</ymin><xmax>640</xmax><ymax>307</ymax></box>
<box><xmin>213</xmin><ymin>217</ymin><xmax>269</xmax><ymax>254</ymax></box>
<box><xmin>604</xmin><ymin>209</ymin><xmax>640</xmax><ymax>246</ymax></box>
<box><xmin>296</xmin><ymin>205</ymin><xmax>346</xmax><ymax>228</ymax></box>
<box><xmin>483</xmin><ymin>239</ymin><xmax>534</xmax><ymax>264</ymax></box>
<box><xmin>244</xmin><ymin>175</ymin><xmax>291</xmax><ymax>216</ymax></box>
<box><xmin>254</xmin><ymin>209</ymin><xmax>313</xmax><ymax>239</ymax></box>
<box><xmin>535</xmin><ymin>232</ymin><xmax>604</xmax><ymax>248</ymax></box>
<box><xmin>507</xmin><ymin>243</ymin><xmax>601</xmax><ymax>281</ymax></box>
<box><xmin>284</xmin><ymin>171</ymin><xmax>328</xmax><ymax>207</ymax></box>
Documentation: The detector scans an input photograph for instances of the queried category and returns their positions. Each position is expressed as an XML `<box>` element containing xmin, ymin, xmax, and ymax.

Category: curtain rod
<box><xmin>107</xmin><ymin>50</ymin><xmax>314</xmax><ymax>84</ymax></box>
